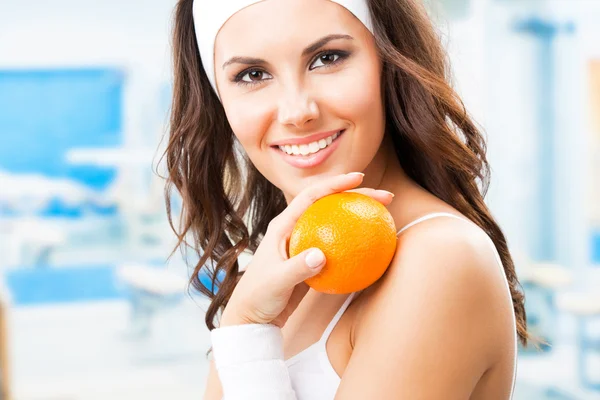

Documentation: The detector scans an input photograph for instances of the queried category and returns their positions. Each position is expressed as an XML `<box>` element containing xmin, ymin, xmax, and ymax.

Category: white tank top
<box><xmin>285</xmin><ymin>212</ymin><xmax>518</xmax><ymax>399</ymax></box>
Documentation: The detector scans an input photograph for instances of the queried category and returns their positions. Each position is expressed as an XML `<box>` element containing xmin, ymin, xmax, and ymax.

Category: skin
<box><xmin>202</xmin><ymin>0</ymin><xmax>517</xmax><ymax>398</ymax></box>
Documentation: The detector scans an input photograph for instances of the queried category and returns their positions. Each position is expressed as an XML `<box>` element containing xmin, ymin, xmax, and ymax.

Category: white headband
<box><xmin>192</xmin><ymin>0</ymin><xmax>375</xmax><ymax>100</ymax></box>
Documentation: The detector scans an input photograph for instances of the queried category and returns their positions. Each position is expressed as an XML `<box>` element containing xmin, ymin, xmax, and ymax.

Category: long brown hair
<box><xmin>164</xmin><ymin>0</ymin><xmax>529</xmax><ymax>345</ymax></box>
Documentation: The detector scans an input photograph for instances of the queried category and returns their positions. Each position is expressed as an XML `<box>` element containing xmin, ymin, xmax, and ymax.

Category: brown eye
<box><xmin>248</xmin><ymin>71</ymin><xmax>263</xmax><ymax>81</ymax></box>
<box><xmin>320</xmin><ymin>54</ymin><xmax>337</xmax><ymax>64</ymax></box>
<box><xmin>310</xmin><ymin>51</ymin><xmax>344</xmax><ymax>70</ymax></box>
<box><xmin>236</xmin><ymin>69</ymin><xmax>273</xmax><ymax>86</ymax></box>
<box><xmin>239</xmin><ymin>69</ymin><xmax>264</xmax><ymax>83</ymax></box>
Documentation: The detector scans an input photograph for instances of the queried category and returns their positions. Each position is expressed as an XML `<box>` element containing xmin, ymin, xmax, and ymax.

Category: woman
<box><xmin>165</xmin><ymin>0</ymin><xmax>529</xmax><ymax>398</ymax></box>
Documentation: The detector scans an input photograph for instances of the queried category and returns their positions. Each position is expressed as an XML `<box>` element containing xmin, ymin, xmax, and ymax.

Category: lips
<box><xmin>273</xmin><ymin>129</ymin><xmax>345</xmax><ymax>169</ymax></box>
<box><xmin>277</xmin><ymin>130</ymin><xmax>343</xmax><ymax>156</ymax></box>
<box><xmin>269</xmin><ymin>128</ymin><xmax>344</xmax><ymax>147</ymax></box>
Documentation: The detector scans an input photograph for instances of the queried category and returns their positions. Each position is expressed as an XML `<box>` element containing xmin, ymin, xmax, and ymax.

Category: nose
<box><xmin>277</xmin><ymin>88</ymin><xmax>320</xmax><ymax>128</ymax></box>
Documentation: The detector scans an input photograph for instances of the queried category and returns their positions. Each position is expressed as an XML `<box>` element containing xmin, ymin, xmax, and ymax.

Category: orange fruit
<box><xmin>288</xmin><ymin>192</ymin><xmax>397</xmax><ymax>294</ymax></box>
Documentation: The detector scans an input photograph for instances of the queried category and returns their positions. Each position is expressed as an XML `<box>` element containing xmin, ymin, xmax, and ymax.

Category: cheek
<box><xmin>322</xmin><ymin>61</ymin><xmax>383</xmax><ymax>129</ymax></box>
<box><xmin>224</xmin><ymin>99</ymin><xmax>272</xmax><ymax>151</ymax></box>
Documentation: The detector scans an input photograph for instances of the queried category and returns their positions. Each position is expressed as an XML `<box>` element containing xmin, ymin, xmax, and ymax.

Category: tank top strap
<box><xmin>396</xmin><ymin>212</ymin><xmax>468</xmax><ymax>236</ymax></box>
<box><xmin>319</xmin><ymin>291</ymin><xmax>361</xmax><ymax>343</ymax></box>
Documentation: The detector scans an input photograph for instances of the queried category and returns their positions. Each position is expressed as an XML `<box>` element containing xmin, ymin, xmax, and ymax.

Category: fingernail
<box><xmin>305</xmin><ymin>249</ymin><xmax>325</xmax><ymax>269</ymax></box>
<box><xmin>377</xmin><ymin>190</ymin><xmax>395</xmax><ymax>197</ymax></box>
<box><xmin>347</xmin><ymin>172</ymin><xmax>365</xmax><ymax>178</ymax></box>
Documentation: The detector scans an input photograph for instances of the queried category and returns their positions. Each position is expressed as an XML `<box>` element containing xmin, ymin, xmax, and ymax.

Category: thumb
<box><xmin>280</xmin><ymin>248</ymin><xmax>326</xmax><ymax>287</ymax></box>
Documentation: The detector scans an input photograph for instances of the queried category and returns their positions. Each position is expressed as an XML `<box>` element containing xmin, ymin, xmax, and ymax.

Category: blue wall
<box><xmin>4</xmin><ymin>265</ymin><xmax>126</xmax><ymax>305</ymax></box>
<box><xmin>0</xmin><ymin>68</ymin><xmax>124</xmax><ymax>215</ymax></box>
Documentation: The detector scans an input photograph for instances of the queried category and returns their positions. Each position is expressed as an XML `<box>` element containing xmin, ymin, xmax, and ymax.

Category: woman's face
<box><xmin>214</xmin><ymin>0</ymin><xmax>386</xmax><ymax>200</ymax></box>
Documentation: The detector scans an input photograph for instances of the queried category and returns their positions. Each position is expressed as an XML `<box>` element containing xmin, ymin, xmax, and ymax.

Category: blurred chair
<box><xmin>116</xmin><ymin>249</ymin><xmax>253</xmax><ymax>340</ymax></box>
<box><xmin>556</xmin><ymin>291</ymin><xmax>600</xmax><ymax>391</ymax></box>
<box><xmin>1</xmin><ymin>219</ymin><xmax>66</xmax><ymax>268</ymax></box>
<box><xmin>116</xmin><ymin>263</ymin><xmax>188</xmax><ymax>338</ymax></box>
<box><xmin>0</xmin><ymin>280</ymin><xmax>12</xmax><ymax>400</ymax></box>
<box><xmin>0</xmin><ymin>171</ymin><xmax>92</xmax><ymax>267</ymax></box>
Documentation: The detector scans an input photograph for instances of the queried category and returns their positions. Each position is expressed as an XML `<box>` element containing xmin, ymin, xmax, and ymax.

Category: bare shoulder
<box><xmin>353</xmin><ymin>213</ymin><xmax>515</xmax><ymax>367</ymax></box>
<box><xmin>339</xmin><ymin>214</ymin><xmax>517</xmax><ymax>398</ymax></box>
<box><xmin>366</xmin><ymin>213</ymin><xmax>508</xmax><ymax>295</ymax></box>
<box><xmin>393</xmin><ymin>214</ymin><xmax>502</xmax><ymax>279</ymax></box>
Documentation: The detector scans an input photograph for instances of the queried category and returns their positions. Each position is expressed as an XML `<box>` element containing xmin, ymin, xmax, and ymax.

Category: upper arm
<box><xmin>203</xmin><ymin>357</ymin><xmax>224</xmax><ymax>400</ymax></box>
<box><xmin>335</xmin><ymin>219</ymin><xmax>514</xmax><ymax>399</ymax></box>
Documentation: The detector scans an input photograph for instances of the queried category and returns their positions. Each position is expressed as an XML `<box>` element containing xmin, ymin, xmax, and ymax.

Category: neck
<box><xmin>362</xmin><ymin>133</ymin><xmax>414</xmax><ymax>195</ymax></box>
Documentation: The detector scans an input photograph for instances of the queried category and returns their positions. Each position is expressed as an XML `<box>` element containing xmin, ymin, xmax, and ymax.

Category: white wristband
<box><xmin>211</xmin><ymin>324</ymin><xmax>297</xmax><ymax>399</ymax></box>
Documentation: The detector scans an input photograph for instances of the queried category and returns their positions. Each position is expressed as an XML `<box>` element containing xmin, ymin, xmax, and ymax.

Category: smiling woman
<box><xmin>164</xmin><ymin>0</ymin><xmax>529</xmax><ymax>399</ymax></box>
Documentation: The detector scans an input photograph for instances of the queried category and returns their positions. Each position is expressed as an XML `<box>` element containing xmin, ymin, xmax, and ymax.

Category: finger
<box><xmin>277</xmin><ymin>248</ymin><xmax>326</xmax><ymax>289</ymax></box>
<box><xmin>345</xmin><ymin>188</ymin><xmax>395</xmax><ymax>206</ymax></box>
<box><xmin>275</xmin><ymin>172</ymin><xmax>365</xmax><ymax>233</ymax></box>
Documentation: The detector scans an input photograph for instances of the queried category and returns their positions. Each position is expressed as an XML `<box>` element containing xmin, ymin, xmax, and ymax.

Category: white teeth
<box><xmin>278</xmin><ymin>130</ymin><xmax>343</xmax><ymax>156</ymax></box>
<box><xmin>299</xmin><ymin>144</ymin><xmax>310</xmax><ymax>155</ymax></box>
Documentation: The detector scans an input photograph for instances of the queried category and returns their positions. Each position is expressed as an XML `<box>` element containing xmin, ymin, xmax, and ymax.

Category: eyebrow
<box><xmin>221</xmin><ymin>34</ymin><xmax>354</xmax><ymax>70</ymax></box>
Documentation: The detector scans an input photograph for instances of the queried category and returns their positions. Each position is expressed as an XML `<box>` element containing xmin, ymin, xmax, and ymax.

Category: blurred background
<box><xmin>0</xmin><ymin>0</ymin><xmax>599</xmax><ymax>399</ymax></box>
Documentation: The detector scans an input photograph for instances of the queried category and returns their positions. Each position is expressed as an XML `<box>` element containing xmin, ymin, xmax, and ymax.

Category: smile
<box><xmin>277</xmin><ymin>130</ymin><xmax>343</xmax><ymax>156</ymax></box>
<box><xmin>273</xmin><ymin>130</ymin><xmax>345</xmax><ymax>169</ymax></box>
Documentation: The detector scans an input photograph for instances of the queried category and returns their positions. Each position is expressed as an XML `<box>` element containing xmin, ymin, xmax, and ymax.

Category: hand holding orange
<box><xmin>220</xmin><ymin>173</ymin><xmax>396</xmax><ymax>328</ymax></box>
<box><xmin>288</xmin><ymin>192</ymin><xmax>398</xmax><ymax>294</ymax></box>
